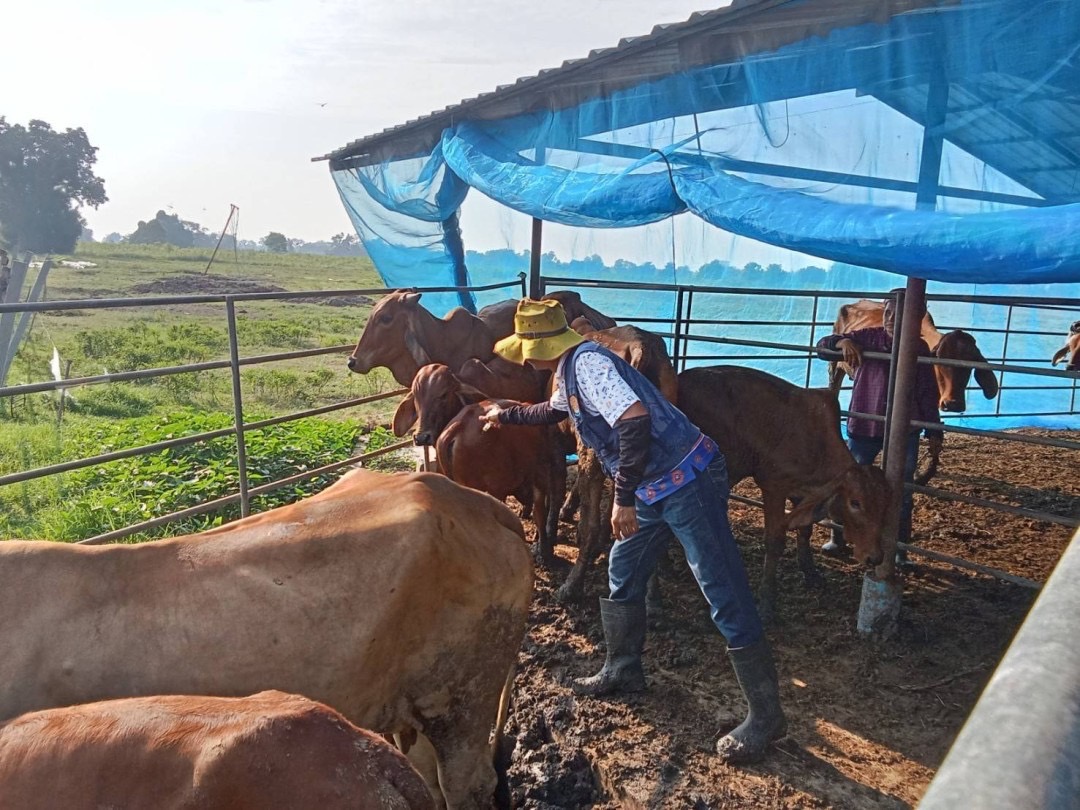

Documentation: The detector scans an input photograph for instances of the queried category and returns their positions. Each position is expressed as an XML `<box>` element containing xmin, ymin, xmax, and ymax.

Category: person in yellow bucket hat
<box><xmin>481</xmin><ymin>297</ymin><xmax>787</xmax><ymax>765</ymax></box>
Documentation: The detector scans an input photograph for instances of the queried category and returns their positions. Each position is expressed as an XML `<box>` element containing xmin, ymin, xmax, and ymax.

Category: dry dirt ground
<box><xmin>503</xmin><ymin>429</ymin><xmax>1079</xmax><ymax>809</ymax></box>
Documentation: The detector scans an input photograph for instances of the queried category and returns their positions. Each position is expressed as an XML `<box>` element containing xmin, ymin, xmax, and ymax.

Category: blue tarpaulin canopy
<box><xmin>317</xmin><ymin>0</ymin><xmax>1080</xmax><ymax>428</ymax></box>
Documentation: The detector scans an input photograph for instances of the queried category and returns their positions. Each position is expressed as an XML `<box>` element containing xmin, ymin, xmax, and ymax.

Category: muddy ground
<box><xmin>503</xmin><ymin>429</ymin><xmax>1078</xmax><ymax>809</ymax></box>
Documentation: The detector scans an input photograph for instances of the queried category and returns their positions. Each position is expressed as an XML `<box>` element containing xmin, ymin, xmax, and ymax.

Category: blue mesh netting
<box><xmin>330</xmin><ymin>0</ymin><xmax>1080</xmax><ymax>428</ymax></box>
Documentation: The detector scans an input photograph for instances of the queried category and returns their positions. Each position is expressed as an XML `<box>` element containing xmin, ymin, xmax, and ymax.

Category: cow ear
<box><xmin>971</xmin><ymin>350</ymin><xmax>999</xmax><ymax>399</ymax></box>
<box><xmin>392</xmin><ymin>393</ymin><xmax>419</xmax><ymax>436</ymax></box>
<box><xmin>786</xmin><ymin>491</ymin><xmax>835</xmax><ymax>530</ymax></box>
<box><xmin>456</xmin><ymin>383</ymin><xmax>489</xmax><ymax>407</ymax></box>
<box><xmin>404</xmin><ymin>331</ymin><xmax>433</xmax><ymax>368</ymax></box>
<box><xmin>402</xmin><ymin>291</ymin><xmax>422</xmax><ymax>306</ymax></box>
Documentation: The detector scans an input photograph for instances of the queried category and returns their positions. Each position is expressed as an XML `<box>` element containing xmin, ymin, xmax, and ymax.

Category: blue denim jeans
<box><xmin>607</xmin><ymin>455</ymin><xmax>764</xmax><ymax>649</ymax></box>
<box><xmin>847</xmin><ymin>432</ymin><xmax>920</xmax><ymax>544</ymax></box>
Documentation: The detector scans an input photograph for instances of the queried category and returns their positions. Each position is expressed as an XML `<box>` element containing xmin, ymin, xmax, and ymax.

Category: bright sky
<box><xmin>8</xmin><ymin>0</ymin><xmax>722</xmax><ymax>244</ymax></box>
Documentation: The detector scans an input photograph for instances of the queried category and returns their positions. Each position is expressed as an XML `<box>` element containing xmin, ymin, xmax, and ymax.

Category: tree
<box><xmin>127</xmin><ymin>210</ymin><xmax>196</xmax><ymax>246</ymax></box>
<box><xmin>0</xmin><ymin>118</ymin><xmax>107</xmax><ymax>255</ymax></box>
<box><xmin>262</xmin><ymin>232</ymin><xmax>289</xmax><ymax>253</ymax></box>
<box><xmin>128</xmin><ymin>218</ymin><xmax>169</xmax><ymax>245</ymax></box>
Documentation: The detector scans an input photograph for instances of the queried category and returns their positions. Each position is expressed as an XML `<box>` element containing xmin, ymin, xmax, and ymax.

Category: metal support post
<box><xmin>529</xmin><ymin>218</ymin><xmax>543</xmax><ymax>299</ymax></box>
<box><xmin>226</xmin><ymin>299</ymin><xmax>251</xmax><ymax>517</ymax></box>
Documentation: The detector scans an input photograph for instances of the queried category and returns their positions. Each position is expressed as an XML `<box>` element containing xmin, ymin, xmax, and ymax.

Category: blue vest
<box><xmin>560</xmin><ymin>343</ymin><xmax>701</xmax><ymax>483</ymax></box>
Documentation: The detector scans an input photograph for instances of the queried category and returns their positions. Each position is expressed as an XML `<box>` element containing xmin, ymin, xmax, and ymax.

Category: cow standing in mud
<box><xmin>677</xmin><ymin>365</ymin><xmax>893</xmax><ymax>621</ymax></box>
<box><xmin>0</xmin><ymin>469</ymin><xmax>533</xmax><ymax>809</ymax></box>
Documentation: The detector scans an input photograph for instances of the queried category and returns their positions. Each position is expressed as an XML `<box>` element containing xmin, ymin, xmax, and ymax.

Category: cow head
<box><xmin>933</xmin><ymin>330</ymin><xmax>998</xmax><ymax>412</ymax></box>
<box><xmin>545</xmin><ymin>290</ymin><xmax>617</xmax><ymax>331</ymax></box>
<box><xmin>347</xmin><ymin>290</ymin><xmax>432</xmax><ymax>386</ymax></box>
<box><xmin>1051</xmin><ymin>331</ymin><xmax>1080</xmax><ymax>372</ymax></box>
<box><xmin>393</xmin><ymin>364</ymin><xmax>487</xmax><ymax>446</ymax></box>
<box><xmin>786</xmin><ymin>464</ymin><xmax>891</xmax><ymax>567</ymax></box>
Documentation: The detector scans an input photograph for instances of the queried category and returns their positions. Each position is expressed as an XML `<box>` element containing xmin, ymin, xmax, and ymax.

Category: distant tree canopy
<box><xmin>0</xmin><ymin>117</ymin><xmax>108</xmax><ymax>255</ymax></box>
<box><xmin>261</xmin><ymin>232</ymin><xmax>289</xmax><ymax>253</ymax></box>
<box><xmin>128</xmin><ymin>210</ymin><xmax>197</xmax><ymax>247</ymax></box>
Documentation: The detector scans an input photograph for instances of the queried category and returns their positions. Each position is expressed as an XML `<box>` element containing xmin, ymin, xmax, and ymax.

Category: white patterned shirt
<box><xmin>550</xmin><ymin>347</ymin><xmax>640</xmax><ymax>427</ymax></box>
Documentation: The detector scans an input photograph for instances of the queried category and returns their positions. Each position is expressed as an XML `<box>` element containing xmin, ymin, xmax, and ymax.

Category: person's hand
<box><xmin>479</xmin><ymin>404</ymin><xmax>502</xmax><ymax>432</ymax></box>
<box><xmin>837</xmin><ymin>338</ymin><xmax>863</xmax><ymax>369</ymax></box>
<box><xmin>611</xmin><ymin>504</ymin><xmax>638</xmax><ymax>541</ymax></box>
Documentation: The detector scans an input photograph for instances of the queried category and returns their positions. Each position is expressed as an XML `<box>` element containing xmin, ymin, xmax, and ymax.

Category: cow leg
<box><xmin>556</xmin><ymin>463</ymin><xmax>605</xmax><ymax>603</ymax></box>
<box><xmin>398</xmin><ymin>732</ymin><xmax>446</xmax><ymax>810</ymax></box>
<box><xmin>795</xmin><ymin>524</ymin><xmax>825</xmax><ymax>589</ymax></box>
<box><xmin>560</xmin><ymin>486</ymin><xmax>581</xmax><ymax>524</ymax></box>
<box><xmin>757</xmin><ymin>491</ymin><xmax>789</xmax><ymax>624</ymax></box>
<box><xmin>431</xmin><ymin>730</ymin><xmax>497</xmax><ymax>810</ymax></box>
<box><xmin>547</xmin><ymin>438</ymin><xmax>567</xmax><ymax>543</ymax></box>
<box><xmin>532</xmin><ymin>479</ymin><xmax>555</xmax><ymax>569</ymax></box>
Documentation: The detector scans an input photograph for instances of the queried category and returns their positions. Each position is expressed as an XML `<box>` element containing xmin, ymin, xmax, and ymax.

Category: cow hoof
<box><xmin>555</xmin><ymin>581</ymin><xmax>583</xmax><ymax>604</ymax></box>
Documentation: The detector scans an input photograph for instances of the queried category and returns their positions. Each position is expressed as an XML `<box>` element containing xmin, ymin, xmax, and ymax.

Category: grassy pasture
<box><xmin>1</xmin><ymin>243</ymin><xmax>412</xmax><ymax>541</ymax></box>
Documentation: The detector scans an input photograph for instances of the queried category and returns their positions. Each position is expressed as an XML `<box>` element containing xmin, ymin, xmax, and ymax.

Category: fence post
<box><xmin>919</xmin><ymin>528</ymin><xmax>1080</xmax><ymax>809</ymax></box>
<box><xmin>226</xmin><ymin>298</ymin><xmax>251</xmax><ymax>517</ymax></box>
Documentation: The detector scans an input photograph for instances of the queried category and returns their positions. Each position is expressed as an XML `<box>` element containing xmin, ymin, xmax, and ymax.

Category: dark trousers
<box><xmin>607</xmin><ymin>455</ymin><xmax>763</xmax><ymax>649</ymax></box>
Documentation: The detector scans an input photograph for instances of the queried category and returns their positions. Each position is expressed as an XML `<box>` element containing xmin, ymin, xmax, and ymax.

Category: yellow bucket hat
<box><xmin>494</xmin><ymin>298</ymin><xmax>586</xmax><ymax>364</ymax></box>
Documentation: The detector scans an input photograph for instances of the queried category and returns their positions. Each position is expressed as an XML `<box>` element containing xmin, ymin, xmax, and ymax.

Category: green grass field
<box><xmin>1</xmin><ymin>243</ymin><xmax>414</xmax><ymax>541</ymax></box>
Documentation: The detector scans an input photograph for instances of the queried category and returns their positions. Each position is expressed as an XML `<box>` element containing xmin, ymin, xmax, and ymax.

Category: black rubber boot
<box><xmin>571</xmin><ymin>598</ymin><xmax>646</xmax><ymax>696</ymax></box>
<box><xmin>716</xmin><ymin>639</ymin><xmax>787</xmax><ymax>764</ymax></box>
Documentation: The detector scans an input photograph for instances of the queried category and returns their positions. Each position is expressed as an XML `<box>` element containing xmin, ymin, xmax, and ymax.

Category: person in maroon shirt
<box><xmin>816</xmin><ymin>290</ymin><xmax>943</xmax><ymax>557</ymax></box>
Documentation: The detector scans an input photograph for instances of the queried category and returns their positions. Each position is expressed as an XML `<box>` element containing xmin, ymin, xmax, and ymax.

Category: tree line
<box><xmin>0</xmin><ymin>117</ymin><xmax>364</xmax><ymax>259</ymax></box>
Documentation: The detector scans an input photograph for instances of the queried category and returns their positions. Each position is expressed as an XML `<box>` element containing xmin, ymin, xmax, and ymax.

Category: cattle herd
<box><xmin>0</xmin><ymin>288</ymin><xmax>1074</xmax><ymax>808</ymax></box>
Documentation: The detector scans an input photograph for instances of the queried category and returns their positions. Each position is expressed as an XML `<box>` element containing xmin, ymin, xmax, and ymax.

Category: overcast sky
<box><xmin>8</xmin><ymin>0</ymin><xmax>723</xmax><ymax>243</ymax></box>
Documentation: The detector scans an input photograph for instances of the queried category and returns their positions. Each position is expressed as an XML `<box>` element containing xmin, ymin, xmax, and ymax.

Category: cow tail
<box><xmin>491</xmin><ymin>662</ymin><xmax>517</xmax><ymax>810</ymax></box>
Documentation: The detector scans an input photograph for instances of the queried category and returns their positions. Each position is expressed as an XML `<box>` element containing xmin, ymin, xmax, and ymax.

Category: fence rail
<box><xmin>0</xmin><ymin>276</ymin><xmax>526</xmax><ymax>539</ymax></box>
<box><xmin>541</xmin><ymin>275</ymin><xmax>1080</xmax><ymax>581</ymax></box>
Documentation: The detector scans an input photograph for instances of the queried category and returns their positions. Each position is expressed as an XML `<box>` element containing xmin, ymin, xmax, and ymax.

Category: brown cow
<box><xmin>347</xmin><ymin>290</ymin><xmax>497</xmax><ymax>386</ymax></box>
<box><xmin>393</xmin><ymin>364</ymin><xmax>557</xmax><ymax>567</ymax></box>
<box><xmin>0</xmin><ymin>469</ymin><xmax>533</xmax><ymax>809</ymax></box>
<box><xmin>556</xmin><ymin>324</ymin><xmax>680</xmax><ymax>604</ymax></box>
<box><xmin>827</xmin><ymin>299</ymin><xmax>998</xmax><ymax>412</ymax></box>
<box><xmin>1051</xmin><ymin>320</ymin><xmax>1080</xmax><ymax>371</ymax></box>
<box><xmin>478</xmin><ymin>290</ymin><xmax>618</xmax><ymax>340</ymax></box>
<box><xmin>0</xmin><ymin>691</ymin><xmax>434</xmax><ymax>810</ymax></box>
<box><xmin>678</xmin><ymin>366</ymin><xmax>893</xmax><ymax>621</ymax></box>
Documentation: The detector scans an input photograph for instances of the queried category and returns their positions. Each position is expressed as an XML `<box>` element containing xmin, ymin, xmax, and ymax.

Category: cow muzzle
<box><xmin>939</xmin><ymin>396</ymin><xmax>965</xmax><ymax>413</ymax></box>
<box><xmin>414</xmin><ymin>432</ymin><xmax>434</xmax><ymax>447</ymax></box>
<box><xmin>864</xmin><ymin>549</ymin><xmax>884</xmax><ymax>567</ymax></box>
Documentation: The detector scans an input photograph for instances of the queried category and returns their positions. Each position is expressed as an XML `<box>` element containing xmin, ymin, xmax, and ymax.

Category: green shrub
<box><xmin>68</xmin><ymin>384</ymin><xmax>157</xmax><ymax>418</ymax></box>
<box><xmin>1</xmin><ymin>410</ymin><xmax>365</xmax><ymax>541</ymax></box>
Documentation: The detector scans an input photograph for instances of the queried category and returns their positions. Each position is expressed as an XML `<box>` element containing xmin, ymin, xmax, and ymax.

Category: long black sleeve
<box><xmin>613</xmin><ymin>414</ymin><xmax>652</xmax><ymax>507</ymax></box>
<box><xmin>497</xmin><ymin>401</ymin><xmax>568</xmax><ymax>426</ymax></box>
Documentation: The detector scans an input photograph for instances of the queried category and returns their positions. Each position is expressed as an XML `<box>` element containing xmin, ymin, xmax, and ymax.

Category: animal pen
<box><xmin>313</xmin><ymin>0</ymin><xmax>1080</xmax><ymax>803</ymax></box>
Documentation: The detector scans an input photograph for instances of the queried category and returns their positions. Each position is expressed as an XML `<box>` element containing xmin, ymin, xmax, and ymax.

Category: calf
<box><xmin>678</xmin><ymin>366</ymin><xmax>892</xmax><ymax>621</ymax></box>
<box><xmin>1051</xmin><ymin>320</ymin><xmax>1080</xmax><ymax>371</ymax></box>
<box><xmin>0</xmin><ymin>691</ymin><xmax>434</xmax><ymax>810</ymax></box>
<box><xmin>394</xmin><ymin>363</ymin><xmax>557</xmax><ymax>567</ymax></box>
<box><xmin>0</xmin><ymin>469</ymin><xmax>533</xmax><ymax>809</ymax></box>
